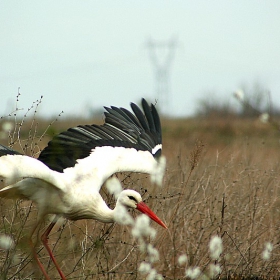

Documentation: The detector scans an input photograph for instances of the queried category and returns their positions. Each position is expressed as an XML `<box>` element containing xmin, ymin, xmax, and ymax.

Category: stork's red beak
<box><xmin>136</xmin><ymin>201</ymin><xmax>167</xmax><ymax>229</ymax></box>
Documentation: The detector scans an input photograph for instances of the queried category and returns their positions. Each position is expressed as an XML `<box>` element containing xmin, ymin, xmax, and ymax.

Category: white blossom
<box><xmin>178</xmin><ymin>254</ymin><xmax>188</xmax><ymax>265</ymax></box>
<box><xmin>208</xmin><ymin>263</ymin><xmax>221</xmax><ymax>278</ymax></box>
<box><xmin>259</xmin><ymin>113</ymin><xmax>269</xmax><ymax>123</ymax></box>
<box><xmin>262</xmin><ymin>242</ymin><xmax>273</xmax><ymax>261</ymax></box>
<box><xmin>113</xmin><ymin>204</ymin><xmax>134</xmax><ymax>225</ymax></box>
<box><xmin>106</xmin><ymin>177</ymin><xmax>123</xmax><ymax>198</ymax></box>
<box><xmin>185</xmin><ymin>267</ymin><xmax>201</xmax><ymax>279</ymax></box>
<box><xmin>147</xmin><ymin>244</ymin><xmax>159</xmax><ymax>262</ymax></box>
<box><xmin>138</xmin><ymin>261</ymin><xmax>152</xmax><ymax>274</ymax></box>
<box><xmin>0</xmin><ymin>234</ymin><xmax>14</xmax><ymax>250</ymax></box>
<box><xmin>151</xmin><ymin>156</ymin><xmax>166</xmax><ymax>186</ymax></box>
<box><xmin>209</xmin><ymin>236</ymin><xmax>223</xmax><ymax>260</ymax></box>
<box><xmin>147</xmin><ymin>268</ymin><xmax>163</xmax><ymax>280</ymax></box>
<box><xmin>132</xmin><ymin>214</ymin><xmax>156</xmax><ymax>239</ymax></box>
<box><xmin>233</xmin><ymin>89</ymin><xmax>244</xmax><ymax>101</ymax></box>
<box><xmin>0</xmin><ymin>121</ymin><xmax>14</xmax><ymax>139</ymax></box>
<box><xmin>147</xmin><ymin>268</ymin><xmax>157</xmax><ymax>280</ymax></box>
<box><xmin>2</xmin><ymin>121</ymin><xmax>14</xmax><ymax>132</ymax></box>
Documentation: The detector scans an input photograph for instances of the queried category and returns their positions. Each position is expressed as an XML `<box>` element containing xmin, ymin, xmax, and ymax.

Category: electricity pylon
<box><xmin>147</xmin><ymin>37</ymin><xmax>177</xmax><ymax>115</ymax></box>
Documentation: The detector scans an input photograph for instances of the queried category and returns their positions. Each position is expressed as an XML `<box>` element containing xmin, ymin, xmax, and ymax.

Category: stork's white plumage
<box><xmin>0</xmin><ymin>98</ymin><xmax>167</xmax><ymax>280</ymax></box>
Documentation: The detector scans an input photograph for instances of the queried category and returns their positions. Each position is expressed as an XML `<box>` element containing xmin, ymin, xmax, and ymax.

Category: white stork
<box><xmin>0</xmin><ymin>98</ymin><xmax>167</xmax><ymax>280</ymax></box>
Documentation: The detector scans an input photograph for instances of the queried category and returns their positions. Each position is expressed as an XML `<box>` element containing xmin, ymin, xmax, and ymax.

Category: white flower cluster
<box><xmin>177</xmin><ymin>236</ymin><xmax>223</xmax><ymax>279</ymax></box>
<box><xmin>209</xmin><ymin>235</ymin><xmax>223</xmax><ymax>260</ymax></box>
<box><xmin>139</xmin><ymin>262</ymin><xmax>163</xmax><ymax>280</ymax></box>
<box><xmin>0</xmin><ymin>234</ymin><xmax>14</xmax><ymax>250</ymax></box>
<box><xmin>132</xmin><ymin>214</ymin><xmax>156</xmax><ymax>239</ymax></box>
<box><xmin>185</xmin><ymin>267</ymin><xmax>201</xmax><ymax>279</ymax></box>
<box><xmin>113</xmin><ymin>204</ymin><xmax>134</xmax><ymax>225</ymax></box>
<box><xmin>106</xmin><ymin>176</ymin><xmax>162</xmax><ymax>279</ymax></box>
<box><xmin>132</xmin><ymin>215</ymin><xmax>162</xmax><ymax>279</ymax></box>
<box><xmin>106</xmin><ymin>177</ymin><xmax>122</xmax><ymax>198</ymax></box>
<box><xmin>259</xmin><ymin>113</ymin><xmax>269</xmax><ymax>123</ymax></box>
<box><xmin>133</xmin><ymin>215</ymin><xmax>159</xmax><ymax>262</ymax></box>
<box><xmin>151</xmin><ymin>156</ymin><xmax>166</xmax><ymax>186</ymax></box>
<box><xmin>233</xmin><ymin>89</ymin><xmax>244</xmax><ymax>101</ymax></box>
<box><xmin>139</xmin><ymin>262</ymin><xmax>152</xmax><ymax>274</ymax></box>
<box><xmin>147</xmin><ymin>243</ymin><xmax>160</xmax><ymax>263</ymax></box>
<box><xmin>208</xmin><ymin>263</ymin><xmax>222</xmax><ymax>278</ymax></box>
<box><xmin>262</xmin><ymin>242</ymin><xmax>273</xmax><ymax>261</ymax></box>
<box><xmin>0</xmin><ymin>121</ymin><xmax>14</xmax><ymax>140</ymax></box>
<box><xmin>178</xmin><ymin>254</ymin><xmax>188</xmax><ymax>265</ymax></box>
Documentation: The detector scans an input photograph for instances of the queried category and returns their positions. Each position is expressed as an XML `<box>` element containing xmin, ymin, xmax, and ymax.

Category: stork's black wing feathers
<box><xmin>82</xmin><ymin>124</ymin><xmax>114</xmax><ymax>140</ymax></box>
<box><xmin>104</xmin><ymin>109</ymin><xmax>142</xmax><ymax>135</ymax></box>
<box><xmin>151</xmin><ymin>104</ymin><xmax>161</xmax><ymax>136</ymax></box>
<box><xmin>104</xmin><ymin>115</ymin><xmax>140</xmax><ymax>138</ymax></box>
<box><xmin>131</xmin><ymin>102</ymin><xmax>149</xmax><ymax>131</ymax></box>
<box><xmin>104</xmin><ymin>106</ymin><xmax>132</xmax><ymax>124</ymax></box>
<box><xmin>120</xmin><ymin>107</ymin><xmax>142</xmax><ymax>128</ymax></box>
<box><xmin>141</xmin><ymin>99</ymin><xmax>156</xmax><ymax>132</ymax></box>
<box><xmin>38</xmin><ymin>98</ymin><xmax>162</xmax><ymax>172</ymax></box>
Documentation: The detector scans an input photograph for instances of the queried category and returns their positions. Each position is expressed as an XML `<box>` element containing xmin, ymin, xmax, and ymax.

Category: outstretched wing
<box><xmin>38</xmin><ymin>98</ymin><xmax>162</xmax><ymax>173</ymax></box>
<box><xmin>0</xmin><ymin>99</ymin><xmax>164</xmax><ymax>197</ymax></box>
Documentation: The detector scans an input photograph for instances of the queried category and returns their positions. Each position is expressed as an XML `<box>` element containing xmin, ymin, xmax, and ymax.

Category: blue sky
<box><xmin>1</xmin><ymin>1</ymin><xmax>279</xmax><ymax>118</ymax></box>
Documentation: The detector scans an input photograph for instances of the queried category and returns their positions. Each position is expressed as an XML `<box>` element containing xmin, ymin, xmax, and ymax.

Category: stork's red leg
<box><xmin>41</xmin><ymin>219</ymin><xmax>66</xmax><ymax>280</ymax></box>
<box><xmin>29</xmin><ymin>222</ymin><xmax>51</xmax><ymax>280</ymax></box>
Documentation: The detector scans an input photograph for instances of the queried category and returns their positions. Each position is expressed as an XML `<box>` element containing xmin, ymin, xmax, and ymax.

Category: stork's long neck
<box><xmin>64</xmin><ymin>193</ymin><xmax>115</xmax><ymax>222</ymax></box>
<box><xmin>65</xmin><ymin>191</ymin><xmax>129</xmax><ymax>224</ymax></box>
<box><xmin>92</xmin><ymin>198</ymin><xmax>131</xmax><ymax>225</ymax></box>
<box><xmin>90</xmin><ymin>198</ymin><xmax>116</xmax><ymax>223</ymax></box>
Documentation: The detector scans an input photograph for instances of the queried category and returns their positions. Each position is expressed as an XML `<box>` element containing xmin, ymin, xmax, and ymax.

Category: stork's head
<box><xmin>117</xmin><ymin>189</ymin><xmax>167</xmax><ymax>229</ymax></box>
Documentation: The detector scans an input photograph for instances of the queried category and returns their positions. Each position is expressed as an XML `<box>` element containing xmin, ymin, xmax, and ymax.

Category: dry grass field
<box><xmin>0</xmin><ymin>114</ymin><xmax>280</xmax><ymax>279</ymax></box>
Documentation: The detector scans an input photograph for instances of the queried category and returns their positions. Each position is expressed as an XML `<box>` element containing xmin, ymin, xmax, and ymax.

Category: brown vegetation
<box><xmin>0</xmin><ymin>116</ymin><xmax>280</xmax><ymax>279</ymax></box>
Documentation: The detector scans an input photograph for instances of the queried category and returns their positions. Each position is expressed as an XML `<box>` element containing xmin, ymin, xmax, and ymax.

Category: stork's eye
<box><xmin>128</xmin><ymin>196</ymin><xmax>137</xmax><ymax>202</ymax></box>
